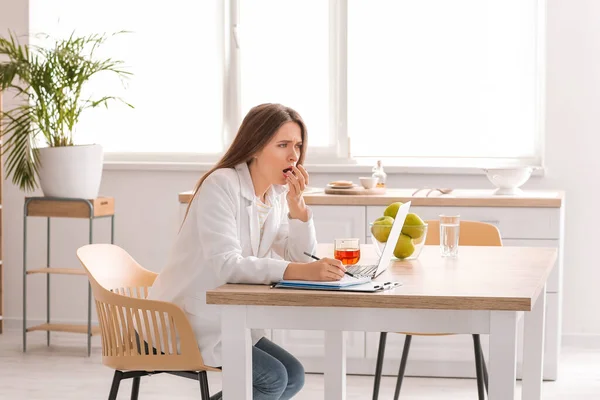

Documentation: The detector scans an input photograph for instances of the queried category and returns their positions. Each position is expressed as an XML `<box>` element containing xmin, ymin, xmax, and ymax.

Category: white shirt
<box><xmin>256</xmin><ymin>196</ymin><xmax>272</xmax><ymax>241</ymax></box>
<box><xmin>147</xmin><ymin>162</ymin><xmax>317</xmax><ymax>367</ymax></box>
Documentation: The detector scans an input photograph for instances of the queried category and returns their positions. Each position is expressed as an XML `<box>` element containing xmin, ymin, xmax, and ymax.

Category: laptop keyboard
<box><xmin>346</xmin><ymin>264</ymin><xmax>378</xmax><ymax>278</ymax></box>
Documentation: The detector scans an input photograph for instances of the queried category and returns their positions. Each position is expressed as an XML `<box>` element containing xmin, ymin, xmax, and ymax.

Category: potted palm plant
<box><xmin>0</xmin><ymin>31</ymin><xmax>132</xmax><ymax>198</ymax></box>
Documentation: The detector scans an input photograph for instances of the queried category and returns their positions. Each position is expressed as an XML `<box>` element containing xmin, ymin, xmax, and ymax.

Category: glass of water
<box><xmin>439</xmin><ymin>215</ymin><xmax>460</xmax><ymax>257</ymax></box>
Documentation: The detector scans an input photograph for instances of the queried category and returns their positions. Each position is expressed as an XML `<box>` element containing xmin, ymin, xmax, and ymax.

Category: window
<box><xmin>240</xmin><ymin>0</ymin><xmax>331</xmax><ymax>149</ymax></box>
<box><xmin>347</xmin><ymin>0</ymin><xmax>542</xmax><ymax>164</ymax></box>
<box><xmin>28</xmin><ymin>0</ymin><xmax>544</xmax><ymax>167</ymax></box>
<box><xmin>30</xmin><ymin>0</ymin><xmax>224</xmax><ymax>158</ymax></box>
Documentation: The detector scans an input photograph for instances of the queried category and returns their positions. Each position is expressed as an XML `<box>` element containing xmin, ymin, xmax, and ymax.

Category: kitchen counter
<box><xmin>178</xmin><ymin>188</ymin><xmax>564</xmax><ymax>208</ymax></box>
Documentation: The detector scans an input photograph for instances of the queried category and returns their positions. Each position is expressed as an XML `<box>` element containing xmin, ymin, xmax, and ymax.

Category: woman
<box><xmin>148</xmin><ymin>103</ymin><xmax>346</xmax><ymax>399</ymax></box>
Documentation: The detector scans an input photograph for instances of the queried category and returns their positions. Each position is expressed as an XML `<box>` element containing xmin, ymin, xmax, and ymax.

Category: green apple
<box><xmin>393</xmin><ymin>234</ymin><xmax>415</xmax><ymax>259</ymax></box>
<box><xmin>401</xmin><ymin>213</ymin><xmax>426</xmax><ymax>239</ymax></box>
<box><xmin>371</xmin><ymin>216</ymin><xmax>394</xmax><ymax>242</ymax></box>
<box><xmin>383</xmin><ymin>202</ymin><xmax>404</xmax><ymax>218</ymax></box>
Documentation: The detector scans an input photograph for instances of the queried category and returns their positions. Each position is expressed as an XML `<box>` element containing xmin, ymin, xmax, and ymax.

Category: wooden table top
<box><xmin>206</xmin><ymin>244</ymin><xmax>557</xmax><ymax>311</ymax></box>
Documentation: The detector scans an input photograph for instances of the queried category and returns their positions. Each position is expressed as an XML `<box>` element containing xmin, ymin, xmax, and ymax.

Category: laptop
<box><xmin>346</xmin><ymin>201</ymin><xmax>412</xmax><ymax>278</ymax></box>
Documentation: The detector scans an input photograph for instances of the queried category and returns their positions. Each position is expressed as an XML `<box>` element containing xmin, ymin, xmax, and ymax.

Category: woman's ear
<box><xmin>251</xmin><ymin>150</ymin><xmax>261</xmax><ymax>161</ymax></box>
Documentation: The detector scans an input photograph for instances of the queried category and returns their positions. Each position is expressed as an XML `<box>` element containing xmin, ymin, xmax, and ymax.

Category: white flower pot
<box><xmin>37</xmin><ymin>144</ymin><xmax>104</xmax><ymax>199</ymax></box>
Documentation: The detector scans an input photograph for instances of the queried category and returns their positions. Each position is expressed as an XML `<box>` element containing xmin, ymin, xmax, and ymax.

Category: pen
<box><xmin>303</xmin><ymin>251</ymin><xmax>355</xmax><ymax>277</ymax></box>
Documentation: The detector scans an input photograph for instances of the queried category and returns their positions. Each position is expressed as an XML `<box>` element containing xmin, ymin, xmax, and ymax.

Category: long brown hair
<box><xmin>182</xmin><ymin>103</ymin><xmax>308</xmax><ymax>226</ymax></box>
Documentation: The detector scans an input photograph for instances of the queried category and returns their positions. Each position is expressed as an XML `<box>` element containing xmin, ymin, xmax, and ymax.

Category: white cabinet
<box><xmin>310</xmin><ymin>205</ymin><xmax>366</xmax><ymax>244</ymax></box>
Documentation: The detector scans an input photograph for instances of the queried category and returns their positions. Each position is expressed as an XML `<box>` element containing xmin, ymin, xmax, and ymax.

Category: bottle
<box><xmin>371</xmin><ymin>160</ymin><xmax>387</xmax><ymax>188</ymax></box>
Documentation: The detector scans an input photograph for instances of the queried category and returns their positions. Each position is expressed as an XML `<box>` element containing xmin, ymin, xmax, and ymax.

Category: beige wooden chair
<box><xmin>77</xmin><ymin>244</ymin><xmax>221</xmax><ymax>400</ymax></box>
<box><xmin>372</xmin><ymin>221</ymin><xmax>502</xmax><ymax>400</ymax></box>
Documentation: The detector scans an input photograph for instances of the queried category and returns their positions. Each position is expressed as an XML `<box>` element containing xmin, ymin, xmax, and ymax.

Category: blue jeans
<box><xmin>213</xmin><ymin>337</ymin><xmax>305</xmax><ymax>400</ymax></box>
<box><xmin>252</xmin><ymin>337</ymin><xmax>305</xmax><ymax>399</ymax></box>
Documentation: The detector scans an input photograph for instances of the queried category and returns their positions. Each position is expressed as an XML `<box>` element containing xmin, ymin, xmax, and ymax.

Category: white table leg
<box><xmin>523</xmin><ymin>287</ymin><xmax>546</xmax><ymax>400</ymax></box>
<box><xmin>221</xmin><ymin>306</ymin><xmax>252</xmax><ymax>400</ymax></box>
<box><xmin>543</xmin><ymin>291</ymin><xmax>559</xmax><ymax>380</ymax></box>
<box><xmin>489</xmin><ymin>311</ymin><xmax>518</xmax><ymax>400</ymax></box>
<box><xmin>324</xmin><ymin>331</ymin><xmax>346</xmax><ymax>400</ymax></box>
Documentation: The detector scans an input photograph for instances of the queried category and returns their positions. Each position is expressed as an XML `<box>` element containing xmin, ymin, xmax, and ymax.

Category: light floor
<box><xmin>1</xmin><ymin>329</ymin><xmax>599</xmax><ymax>399</ymax></box>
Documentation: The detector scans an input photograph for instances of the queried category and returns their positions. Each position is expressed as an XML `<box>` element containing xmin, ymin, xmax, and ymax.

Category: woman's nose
<box><xmin>289</xmin><ymin>149</ymin><xmax>299</xmax><ymax>162</ymax></box>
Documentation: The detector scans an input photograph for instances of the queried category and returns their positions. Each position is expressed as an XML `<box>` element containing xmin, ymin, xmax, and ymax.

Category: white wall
<box><xmin>2</xmin><ymin>0</ymin><xmax>600</xmax><ymax>342</ymax></box>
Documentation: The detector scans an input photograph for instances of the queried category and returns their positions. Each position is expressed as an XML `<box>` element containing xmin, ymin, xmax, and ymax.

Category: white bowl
<box><xmin>359</xmin><ymin>177</ymin><xmax>378</xmax><ymax>189</ymax></box>
<box><xmin>483</xmin><ymin>167</ymin><xmax>534</xmax><ymax>195</ymax></box>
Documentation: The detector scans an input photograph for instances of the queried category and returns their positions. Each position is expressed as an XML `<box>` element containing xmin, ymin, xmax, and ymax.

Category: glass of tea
<box><xmin>334</xmin><ymin>238</ymin><xmax>361</xmax><ymax>265</ymax></box>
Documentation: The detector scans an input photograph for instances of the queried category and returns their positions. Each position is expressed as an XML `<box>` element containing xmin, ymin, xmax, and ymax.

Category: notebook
<box><xmin>273</xmin><ymin>279</ymin><xmax>401</xmax><ymax>292</ymax></box>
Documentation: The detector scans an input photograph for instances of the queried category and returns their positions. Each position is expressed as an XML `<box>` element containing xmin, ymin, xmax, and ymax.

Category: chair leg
<box><xmin>472</xmin><ymin>334</ymin><xmax>486</xmax><ymax>400</ymax></box>
<box><xmin>473</xmin><ymin>334</ymin><xmax>489</xmax><ymax>393</ymax></box>
<box><xmin>372</xmin><ymin>332</ymin><xmax>387</xmax><ymax>400</ymax></box>
<box><xmin>108</xmin><ymin>371</ymin><xmax>123</xmax><ymax>400</ymax></box>
<box><xmin>198</xmin><ymin>371</ymin><xmax>211</xmax><ymax>400</ymax></box>
<box><xmin>393</xmin><ymin>335</ymin><xmax>412</xmax><ymax>400</ymax></box>
<box><xmin>130</xmin><ymin>376</ymin><xmax>141</xmax><ymax>400</ymax></box>
<box><xmin>481</xmin><ymin>344</ymin><xmax>489</xmax><ymax>394</ymax></box>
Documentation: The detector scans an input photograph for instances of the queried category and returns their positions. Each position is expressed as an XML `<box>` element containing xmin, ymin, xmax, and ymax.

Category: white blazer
<box><xmin>148</xmin><ymin>162</ymin><xmax>317</xmax><ymax>367</ymax></box>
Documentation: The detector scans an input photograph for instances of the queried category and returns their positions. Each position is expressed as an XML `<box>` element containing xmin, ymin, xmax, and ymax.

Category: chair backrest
<box><xmin>425</xmin><ymin>220</ymin><xmax>502</xmax><ymax>246</ymax></box>
<box><xmin>77</xmin><ymin>244</ymin><xmax>217</xmax><ymax>372</ymax></box>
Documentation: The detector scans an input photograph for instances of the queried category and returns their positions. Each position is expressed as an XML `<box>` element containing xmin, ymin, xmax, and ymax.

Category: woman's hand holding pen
<box><xmin>283</xmin><ymin>258</ymin><xmax>346</xmax><ymax>281</ymax></box>
<box><xmin>285</xmin><ymin>164</ymin><xmax>309</xmax><ymax>222</ymax></box>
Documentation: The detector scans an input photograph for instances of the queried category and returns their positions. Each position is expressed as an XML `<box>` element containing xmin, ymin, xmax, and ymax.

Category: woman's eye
<box><xmin>278</xmin><ymin>143</ymin><xmax>302</xmax><ymax>148</ymax></box>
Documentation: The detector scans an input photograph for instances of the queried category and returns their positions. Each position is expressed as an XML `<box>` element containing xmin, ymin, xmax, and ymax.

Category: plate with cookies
<box><xmin>327</xmin><ymin>180</ymin><xmax>356</xmax><ymax>189</ymax></box>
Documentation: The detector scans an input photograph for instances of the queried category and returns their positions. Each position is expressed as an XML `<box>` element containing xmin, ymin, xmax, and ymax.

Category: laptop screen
<box><xmin>374</xmin><ymin>201</ymin><xmax>412</xmax><ymax>276</ymax></box>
